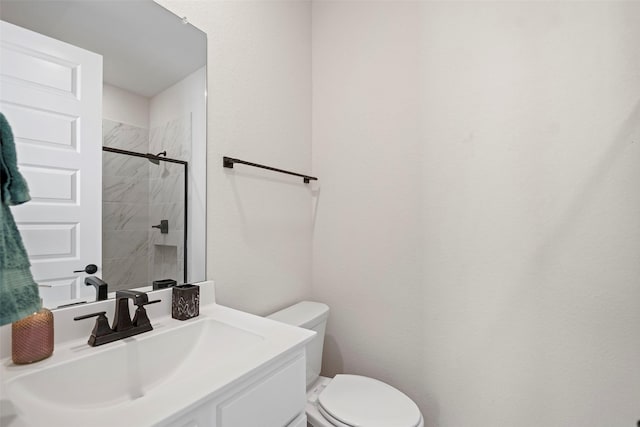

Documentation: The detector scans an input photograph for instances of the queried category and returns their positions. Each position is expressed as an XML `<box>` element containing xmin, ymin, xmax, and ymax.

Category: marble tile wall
<box><xmin>103</xmin><ymin>120</ymin><xmax>148</xmax><ymax>152</ymax></box>
<box><xmin>102</xmin><ymin>120</ymin><xmax>150</xmax><ymax>292</ymax></box>
<box><xmin>149</xmin><ymin>114</ymin><xmax>191</xmax><ymax>161</ymax></box>
<box><xmin>101</xmin><ymin>116</ymin><xmax>191</xmax><ymax>291</ymax></box>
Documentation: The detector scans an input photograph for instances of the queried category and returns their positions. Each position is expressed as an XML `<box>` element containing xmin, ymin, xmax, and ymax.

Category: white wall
<box><xmin>312</xmin><ymin>2</ymin><xmax>640</xmax><ymax>427</ymax></box>
<box><xmin>156</xmin><ymin>1</ymin><xmax>313</xmax><ymax>315</ymax></box>
<box><xmin>311</xmin><ymin>0</ymin><xmax>427</xmax><ymax>418</ymax></box>
<box><xmin>149</xmin><ymin>66</ymin><xmax>207</xmax><ymax>283</ymax></box>
<box><xmin>149</xmin><ymin>66</ymin><xmax>205</xmax><ymax>128</ymax></box>
<box><xmin>102</xmin><ymin>83</ymin><xmax>149</xmax><ymax>129</ymax></box>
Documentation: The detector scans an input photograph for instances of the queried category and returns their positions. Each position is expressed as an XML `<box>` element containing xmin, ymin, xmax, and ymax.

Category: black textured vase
<box><xmin>172</xmin><ymin>285</ymin><xmax>200</xmax><ymax>320</ymax></box>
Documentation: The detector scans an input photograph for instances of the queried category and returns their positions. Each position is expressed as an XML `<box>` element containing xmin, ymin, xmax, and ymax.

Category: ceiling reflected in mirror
<box><xmin>0</xmin><ymin>0</ymin><xmax>206</xmax><ymax>97</ymax></box>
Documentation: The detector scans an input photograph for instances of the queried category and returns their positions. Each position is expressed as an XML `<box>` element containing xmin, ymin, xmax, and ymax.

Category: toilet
<box><xmin>268</xmin><ymin>301</ymin><xmax>424</xmax><ymax>427</ymax></box>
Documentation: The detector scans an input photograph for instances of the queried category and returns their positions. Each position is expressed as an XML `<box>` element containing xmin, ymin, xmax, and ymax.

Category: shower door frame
<box><xmin>102</xmin><ymin>146</ymin><xmax>188</xmax><ymax>284</ymax></box>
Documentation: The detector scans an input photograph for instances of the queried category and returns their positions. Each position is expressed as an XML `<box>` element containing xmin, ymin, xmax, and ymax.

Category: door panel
<box><xmin>0</xmin><ymin>20</ymin><xmax>102</xmax><ymax>307</ymax></box>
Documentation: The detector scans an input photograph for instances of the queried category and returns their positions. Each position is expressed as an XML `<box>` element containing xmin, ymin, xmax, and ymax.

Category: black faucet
<box><xmin>85</xmin><ymin>276</ymin><xmax>108</xmax><ymax>301</ymax></box>
<box><xmin>113</xmin><ymin>290</ymin><xmax>152</xmax><ymax>333</ymax></box>
<box><xmin>74</xmin><ymin>290</ymin><xmax>161</xmax><ymax>347</ymax></box>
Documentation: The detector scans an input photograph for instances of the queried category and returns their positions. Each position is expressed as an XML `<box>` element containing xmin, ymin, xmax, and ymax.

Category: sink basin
<box><xmin>4</xmin><ymin>318</ymin><xmax>264</xmax><ymax>410</ymax></box>
<box><xmin>0</xmin><ymin>287</ymin><xmax>314</xmax><ymax>427</ymax></box>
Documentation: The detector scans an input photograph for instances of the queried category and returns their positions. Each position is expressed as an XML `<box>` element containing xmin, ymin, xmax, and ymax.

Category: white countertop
<box><xmin>0</xmin><ymin>281</ymin><xmax>314</xmax><ymax>427</ymax></box>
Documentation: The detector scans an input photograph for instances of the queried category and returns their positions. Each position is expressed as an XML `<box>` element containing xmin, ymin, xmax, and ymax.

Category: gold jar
<box><xmin>12</xmin><ymin>307</ymin><xmax>54</xmax><ymax>364</ymax></box>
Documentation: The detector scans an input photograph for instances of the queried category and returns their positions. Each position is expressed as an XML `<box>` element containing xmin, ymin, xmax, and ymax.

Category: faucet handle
<box><xmin>140</xmin><ymin>299</ymin><xmax>161</xmax><ymax>307</ymax></box>
<box><xmin>73</xmin><ymin>311</ymin><xmax>107</xmax><ymax>321</ymax></box>
<box><xmin>74</xmin><ymin>311</ymin><xmax>113</xmax><ymax>346</ymax></box>
<box><xmin>131</xmin><ymin>299</ymin><xmax>161</xmax><ymax>330</ymax></box>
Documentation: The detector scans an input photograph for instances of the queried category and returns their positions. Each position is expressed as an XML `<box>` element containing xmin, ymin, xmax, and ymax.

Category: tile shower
<box><xmin>102</xmin><ymin>116</ymin><xmax>191</xmax><ymax>291</ymax></box>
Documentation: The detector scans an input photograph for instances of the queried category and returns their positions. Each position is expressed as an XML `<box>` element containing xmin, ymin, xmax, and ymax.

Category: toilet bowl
<box><xmin>268</xmin><ymin>301</ymin><xmax>423</xmax><ymax>427</ymax></box>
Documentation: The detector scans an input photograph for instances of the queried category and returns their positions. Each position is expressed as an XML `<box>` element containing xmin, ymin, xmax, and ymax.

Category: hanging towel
<box><xmin>0</xmin><ymin>112</ymin><xmax>41</xmax><ymax>326</ymax></box>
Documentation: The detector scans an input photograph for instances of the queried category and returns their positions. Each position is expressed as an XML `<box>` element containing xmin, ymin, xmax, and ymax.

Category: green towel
<box><xmin>0</xmin><ymin>112</ymin><xmax>42</xmax><ymax>326</ymax></box>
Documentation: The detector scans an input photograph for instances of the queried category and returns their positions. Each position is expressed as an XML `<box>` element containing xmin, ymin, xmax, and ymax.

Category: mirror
<box><xmin>0</xmin><ymin>1</ymin><xmax>207</xmax><ymax>309</ymax></box>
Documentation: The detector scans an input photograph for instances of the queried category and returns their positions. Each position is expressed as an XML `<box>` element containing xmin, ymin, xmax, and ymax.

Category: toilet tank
<box><xmin>267</xmin><ymin>301</ymin><xmax>329</xmax><ymax>388</ymax></box>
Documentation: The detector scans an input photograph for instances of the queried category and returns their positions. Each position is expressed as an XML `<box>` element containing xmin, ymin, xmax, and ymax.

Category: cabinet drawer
<box><xmin>218</xmin><ymin>355</ymin><xmax>306</xmax><ymax>427</ymax></box>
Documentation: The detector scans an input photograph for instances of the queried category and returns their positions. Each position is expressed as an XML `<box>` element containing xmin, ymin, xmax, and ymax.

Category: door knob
<box><xmin>74</xmin><ymin>264</ymin><xmax>98</xmax><ymax>274</ymax></box>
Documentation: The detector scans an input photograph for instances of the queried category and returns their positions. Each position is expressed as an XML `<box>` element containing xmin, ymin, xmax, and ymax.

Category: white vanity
<box><xmin>0</xmin><ymin>282</ymin><xmax>314</xmax><ymax>427</ymax></box>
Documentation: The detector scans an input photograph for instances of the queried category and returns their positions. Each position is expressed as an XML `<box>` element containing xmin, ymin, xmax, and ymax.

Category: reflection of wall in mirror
<box><xmin>150</xmin><ymin>67</ymin><xmax>207</xmax><ymax>284</ymax></box>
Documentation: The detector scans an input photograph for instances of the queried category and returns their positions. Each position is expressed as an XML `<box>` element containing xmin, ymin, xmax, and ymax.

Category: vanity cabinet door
<box><xmin>217</xmin><ymin>354</ymin><xmax>306</xmax><ymax>427</ymax></box>
<box><xmin>156</xmin><ymin>351</ymin><xmax>307</xmax><ymax>427</ymax></box>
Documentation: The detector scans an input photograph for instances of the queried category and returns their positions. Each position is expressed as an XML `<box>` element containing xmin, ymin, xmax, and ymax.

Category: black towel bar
<box><xmin>223</xmin><ymin>157</ymin><xmax>318</xmax><ymax>184</ymax></box>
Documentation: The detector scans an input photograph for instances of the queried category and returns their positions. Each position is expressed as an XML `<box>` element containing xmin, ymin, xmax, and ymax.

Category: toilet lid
<box><xmin>318</xmin><ymin>375</ymin><xmax>421</xmax><ymax>427</ymax></box>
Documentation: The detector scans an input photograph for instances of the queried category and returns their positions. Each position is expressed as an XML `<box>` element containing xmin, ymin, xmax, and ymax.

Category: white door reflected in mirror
<box><xmin>0</xmin><ymin>21</ymin><xmax>102</xmax><ymax>308</ymax></box>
